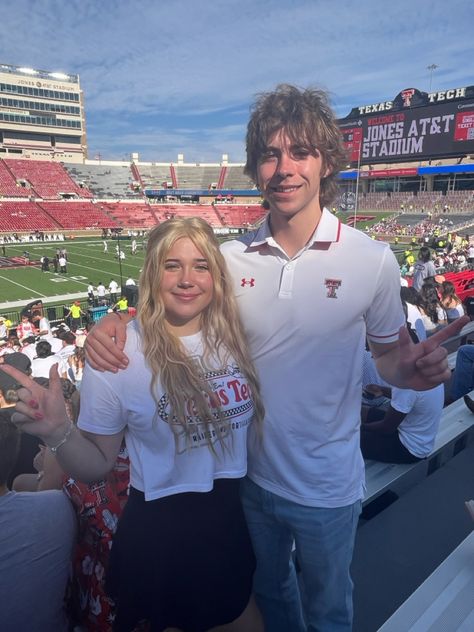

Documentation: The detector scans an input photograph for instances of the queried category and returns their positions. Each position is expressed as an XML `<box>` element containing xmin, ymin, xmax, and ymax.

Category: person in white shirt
<box><xmin>31</xmin><ymin>311</ymin><xmax>51</xmax><ymax>338</ymax></box>
<box><xmin>468</xmin><ymin>244</ymin><xmax>474</xmax><ymax>264</ymax></box>
<box><xmin>20</xmin><ymin>336</ymin><xmax>37</xmax><ymax>362</ymax></box>
<box><xmin>31</xmin><ymin>341</ymin><xmax>66</xmax><ymax>379</ymax></box>
<box><xmin>55</xmin><ymin>332</ymin><xmax>76</xmax><ymax>365</ymax></box>
<box><xmin>108</xmin><ymin>279</ymin><xmax>119</xmax><ymax>304</ymax></box>
<box><xmin>361</xmin><ymin>383</ymin><xmax>444</xmax><ymax>462</ymax></box>
<box><xmin>0</xmin><ymin>317</ymin><xmax>8</xmax><ymax>340</ymax></box>
<box><xmin>4</xmin><ymin>217</ymin><xmax>265</xmax><ymax>632</ymax></box>
<box><xmin>96</xmin><ymin>282</ymin><xmax>106</xmax><ymax>305</ymax></box>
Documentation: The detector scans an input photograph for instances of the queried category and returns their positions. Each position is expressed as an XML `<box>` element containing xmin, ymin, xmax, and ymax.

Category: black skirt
<box><xmin>107</xmin><ymin>478</ymin><xmax>256</xmax><ymax>632</ymax></box>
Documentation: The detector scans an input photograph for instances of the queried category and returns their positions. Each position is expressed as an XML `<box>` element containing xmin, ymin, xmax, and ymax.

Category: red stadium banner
<box><xmin>454</xmin><ymin>111</ymin><xmax>474</xmax><ymax>142</ymax></box>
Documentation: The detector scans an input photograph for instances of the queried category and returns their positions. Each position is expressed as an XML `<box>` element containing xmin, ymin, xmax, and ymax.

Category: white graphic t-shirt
<box><xmin>78</xmin><ymin>322</ymin><xmax>254</xmax><ymax>500</ymax></box>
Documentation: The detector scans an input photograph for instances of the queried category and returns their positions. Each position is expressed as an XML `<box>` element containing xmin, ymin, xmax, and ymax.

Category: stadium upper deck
<box><xmin>0</xmin><ymin>63</ymin><xmax>86</xmax><ymax>163</ymax></box>
<box><xmin>0</xmin><ymin>152</ymin><xmax>473</xmax><ymax>234</ymax></box>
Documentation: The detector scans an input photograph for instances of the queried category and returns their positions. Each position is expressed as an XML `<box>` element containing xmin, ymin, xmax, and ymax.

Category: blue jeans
<box><xmin>241</xmin><ymin>477</ymin><xmax>361</xmax><ymax>632</ymax></box>
<box><xmin>451</xmin><ymin>344</ymin><xmax>474</xmax><ymax>400</ymax></box>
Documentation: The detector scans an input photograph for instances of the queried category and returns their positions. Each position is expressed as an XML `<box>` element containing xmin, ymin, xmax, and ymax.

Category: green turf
<box><xmin>0</xmin><ymin>217</ymin><xmax>396</xmax><ymax>309</ymax></box>
<box><xmin>0</xmin><ymin>237</ymin><xmax>145</xmax><ymax>305</ymax></box>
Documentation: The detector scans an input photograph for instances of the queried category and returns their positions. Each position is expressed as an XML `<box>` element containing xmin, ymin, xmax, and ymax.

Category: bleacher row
<box><xmin>0</xmin><ymin>199</ymin><xmax>267</xmax><ymax>231</ymax></box>
<box><xmin>362</xmin><ymin>320</ymin><xmax>474</xmax><ymax>630</ymax></box>
<box><xmin>355</xmin><ymin>190</ymin><xmax>474</xmax><ymax>214</ymax></box>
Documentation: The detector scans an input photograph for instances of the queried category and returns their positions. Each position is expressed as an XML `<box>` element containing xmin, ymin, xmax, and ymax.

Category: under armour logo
<box><xmin>241</xmin><ymin>278</ymin><xmax>255</xmax><ymax>287</ymax></box>
<box><xmin>324</xmin><ymin>278</ymin><xmax>342</xmax><ymax>298</ymax></box>
<box><xmin>401</xmin><ymin>89</ymin><xmax>415</xmax><ymax>107</ymax></box>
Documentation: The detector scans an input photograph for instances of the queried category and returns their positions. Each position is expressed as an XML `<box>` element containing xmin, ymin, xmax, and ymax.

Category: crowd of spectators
<box><xmin>401</xmin><ymin>239</ymin><xmax>473</xmax><ymax>278</ymax></box>
<box><xmin>0</xmin><ymin>305</ymin><xmax>133</xmax><ymax>631</ymax></box>
<box><xmin>369</xmin><ymin>215</ymin><xmax>457</xmax><ymax>238</ymax></box>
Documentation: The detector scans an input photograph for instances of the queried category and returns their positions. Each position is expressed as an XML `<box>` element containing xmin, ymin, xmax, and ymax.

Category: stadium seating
<box><xmin>378</xmin><ymin>532</ymin><xmax>474</xmax><ymax>631</ymax></box>
<box><xmin>0</xmin><ymin>201</ymin><xmax>58</xmax><ymax>231</ymax></box>
<box><xmin>443</xmin><ymin>270</ymin><xmax>474</xmax><ymax>301</ymax></box>
<box><xmin>135</xmin><ymin>164</ymin><xmax>171</xmax><ymax>189</ymax></box>
<box><xmin>156</xmin><ymin>204</ymin><xmax>222</xmax><ymax>226</ymax></box>
<box><xmin>214</xmin><ymin>204</ymin><xmax>266</xmax><ymax>226</ymax></box>
<box><xmin>222</xmin><ymin>165</ymin><xmax>256</xmax><ymax>190</ymax></box>
<box><xmin>0</xmin><ymin>160</ymin><xmax>32</xmax><ymax>197</ymax></box>
<box><xmin>364</xmin><ymin>394</ymin><xmax>474</xmax><ymax>508</ymax></box>
<box><xmin>174</xmin><ymin>165</ymin><xmax>222</xmax><ymax>189</ymax></box>
<box><xmin>5</xmin><ymin>159</ymin><xmax>91</xmax><ymax>199</ymax></box>
<box><xmin>38</xmin><ymin>201</ymin><xmax>117</xmax><ymax>229</ymax></box>
<box><xmin>100</xmin><ymin>202</ymin><xmax>159</xmax><ymax>228</ymax></box>
<box><xmin>1</xmin><ymin>157</ymin><xmax>473</xmax><ymax>234</ymax></box>
<box><xmin>64</xmin><ymin>163</ymin><xmax>137</xmax><ymax>199</ymax></box>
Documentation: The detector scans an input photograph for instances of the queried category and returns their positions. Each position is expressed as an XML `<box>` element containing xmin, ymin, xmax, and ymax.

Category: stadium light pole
<box><xmin>116</xmin><ymin>229</ymin><xmax>124</xmax><ymax>290</ymax></box>
<box><xmin>353</xmin><ymin>140</ymin><xmax>362</xmax><ymax>228</ymax></box>
<box><xmin>427</xmin><ymin>64</ymin><xmax>439</xmax><ymax>91</ymax></box>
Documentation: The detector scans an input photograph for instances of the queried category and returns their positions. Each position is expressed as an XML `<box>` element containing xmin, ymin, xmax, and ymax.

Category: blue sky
<box><xmin>1</xmin><ymin>0</ymin><xmax>473</xmax><ymax>163</ymax></box>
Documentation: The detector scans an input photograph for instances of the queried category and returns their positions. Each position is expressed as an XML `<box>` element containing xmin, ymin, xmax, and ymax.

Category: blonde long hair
<box><xmin>137</xmin><ymin>217</ymin><xmax>264</xmax><ymax>449</ymax></box>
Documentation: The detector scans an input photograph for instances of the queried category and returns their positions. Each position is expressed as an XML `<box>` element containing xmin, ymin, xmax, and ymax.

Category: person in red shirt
<box><xmin>16</xmin><ymin>315</ymin><xmax>37</xmax><ymax>342</ymax></box>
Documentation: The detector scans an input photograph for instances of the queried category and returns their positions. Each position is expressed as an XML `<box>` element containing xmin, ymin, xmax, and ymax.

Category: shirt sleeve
<box><xmin>366</xmin><ymin>245</ymin><xmax>406</xmax><ymax>344</ymax></box>
<box><xmin>77</xmin><ymin>364</ymin><xmax>127</xmax><ymax>435</ymax></box>
<box><xmin>390</xmin><ymin>387</ymin><xmax>416</xmax><ymax>414</ymax></box>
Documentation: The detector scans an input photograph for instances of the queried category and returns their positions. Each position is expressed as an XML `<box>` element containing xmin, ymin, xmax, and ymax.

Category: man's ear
<box><xmin>322</xmin><ymin>164</ymin><xmax>333</xmax><ymax>179</ymax></box>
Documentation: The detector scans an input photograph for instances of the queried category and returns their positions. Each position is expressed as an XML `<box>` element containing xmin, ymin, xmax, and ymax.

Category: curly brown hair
<box><xmin>245</xmin><ymin>84</ymin><xmax>348</xmax><ymax>209</ymax></box>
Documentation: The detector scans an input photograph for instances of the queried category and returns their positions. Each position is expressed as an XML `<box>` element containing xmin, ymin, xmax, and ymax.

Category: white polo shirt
<box><xmin>221</xmin><ymin>209</ymin><xmax>405</xmax><ymax>508</ymax></box>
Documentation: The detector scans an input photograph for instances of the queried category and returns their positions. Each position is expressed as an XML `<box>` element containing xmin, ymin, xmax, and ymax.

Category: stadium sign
<box><xmin>338</xmin><ymin>85</ymin><xmax>474</xmax><ymax>165</ymax></box>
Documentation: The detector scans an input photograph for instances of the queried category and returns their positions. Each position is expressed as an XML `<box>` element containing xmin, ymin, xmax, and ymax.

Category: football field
<box><xmin>0</xmin><ymin>237</ymin><xmax>145</xmax><ymax>309</ymax></box>
<box><xmin>0</xmin><ymin>215</ymin><xmax>397</xmax><ymax>313</ymax></box>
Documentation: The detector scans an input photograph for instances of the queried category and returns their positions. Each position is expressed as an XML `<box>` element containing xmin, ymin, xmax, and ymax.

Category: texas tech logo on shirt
<box><xmin>157</xmin><ymin>364</ymin><xmax>253</xmax><ymax>453</ymax></box>
<box><xmin>324</xmin><ymin>278</ymin><xmax>342</xmax><ymax>298</ymax></box>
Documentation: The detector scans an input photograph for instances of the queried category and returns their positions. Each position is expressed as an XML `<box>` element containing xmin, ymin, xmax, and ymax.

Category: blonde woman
<box><xmin>3</xmin><ymin>217</ymin><xmax>264</xmax><ymax>632</ymax></box>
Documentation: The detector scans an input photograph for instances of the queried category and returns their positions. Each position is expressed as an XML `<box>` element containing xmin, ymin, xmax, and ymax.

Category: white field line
<box><xmin>0</xmin><ymin>273</ymin><xmax>47</xmax><ymax>297</ymax></box>
<box><xmin>62</xmin><ymin>260</ymin><xmax>141</xmax><ymax>278</ymax></box>
<box><xmin>62</xmin><ymin>248</ymin><xmax>143</xmax><ymax>272</ymax></box>
<box><xmin>23</xmin><ymin>266</ymin><xmax>90</xmax><ymax>291</ymax></box>
<box><xmin>0</xmin><ymin>291</ymin><xmax>88</xmax><ymax>310</ymax></box>
<box><xmin>0</xmin><ymin>248</ymin><xmax>142</xmax><ymax>303</ymax></box>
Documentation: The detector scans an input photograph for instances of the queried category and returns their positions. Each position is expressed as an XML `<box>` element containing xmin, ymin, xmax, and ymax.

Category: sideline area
<box><xmin>0</xmin><ymin>291</ymin><xmax>88</xmax><ymax>312</ymax></box>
